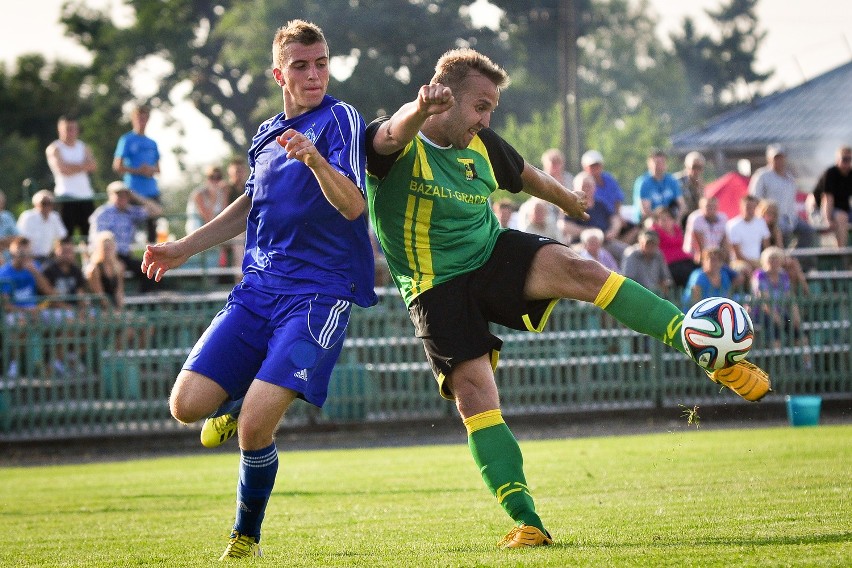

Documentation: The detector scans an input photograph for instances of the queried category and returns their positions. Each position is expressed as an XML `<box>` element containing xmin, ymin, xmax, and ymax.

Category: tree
<box><xmin>671</xmin><ymin>0</ymin><xmax>770</xmax><ymax>118</ymax></box>
<box><xmin>0</xmin><ymin>55</ymin><xmax>96</xmax><ymax>209</ymax></box>
<box><xmin>61</xmin><ymin>0</ymin><xmax>501</xmax><ymax>160</ymax></box>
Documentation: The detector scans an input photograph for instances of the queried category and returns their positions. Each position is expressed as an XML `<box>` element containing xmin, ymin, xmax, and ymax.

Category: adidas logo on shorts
<box><xmin>294</xmin><ymin>369</ymin><xmax>308</xmax><ymax>381</ymax></box>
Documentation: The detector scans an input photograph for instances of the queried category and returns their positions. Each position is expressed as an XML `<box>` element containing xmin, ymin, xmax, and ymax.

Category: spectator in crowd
<box><xmin>517</xmin><ymin>196</ymin><xmax>563</xmax><ymax>242</ymax></box>
<box><xmin>559</xmin><ymin>172</ymin><xmax>628</xmax><ymax>261</ymax></box>
<box><xmin>491</xmin><ymin>198</ymin><xmax>517</xmax><ymax>229</ymax></box>
<box><xmin>515</xmin><ymin>149</ymin><xmax>571</xmax><ymax>234</ymax></box>
<box><xmin>41</xmin><ymin>237</ymin><xmax>88</xmax><ymax>300</ymax></box>
<box><xmin>225</xmin><ymin>156</ymin><xmax>250</xmax><ymax>204</ymax></box>
<box><xmin>682</xmin><ymin>247</ymin><xmax>741</xmax><ymax>310</ymax></box>
<box><xmin>85</xmin><ymin>231</ymin><xmax>126</xmax><ymax>309</ymax></box>
<box><xmin>726</xmin><ymin>194</ymin><xmax>770</xmax><ymax>278</ymax></box>
<box><xmin>0</xmin><ymin>237</ymin><xmax>55</xmax><ymax>377</ymax></box>
<box><xmin>576</xmin><ymin>227</ymin><xmax>618</xmax><ymax>271</ymax></box>
<box><xmin>748</xmin><ymin>144</ymin><xmax>816</xmax><ymax>255</ymax></box>
<box><xmin>89</xmin><ymin>181</ymin><xmax>162</xmax><ymax>291</ymax></box>
<box><xmin>16</xmin><ymin>190</ymin><xmax>68</xmax><ymax>264</ymax></box>
<box><xmin>676</xmin><ymin>151</ymin><xmax>706</xmax><ymax>224</ymax></box>
<box><xmin>113</xmin><ymin>104</ymin><xmax>161</xmax><ymax>243</ymax></box>
<box><xmin>186</xmin><ymin>166</ymin><xmax>230</xmax><ymax>268</ymax></box>
<box><xmin>541</xmin><ymin>148</ymin><xmax>574</xmax><ymax>188</ymax></box>
<box><xmin>813</xmin><ymin>144</ymin><xmax>851</xmax><ymax>248</ymax></box>
<box><xmin>648</xmin><ymin>206</ymin><xmax>698</xmax><ymax>288</ymax></box>
<box><xmin>45</xmin><ymin>115</ymin><xmax>97</xmax><ymax>237</ymax></box>
<box><xmin>621</xmin><ymin>228</ymin><xmax>673</xmax><ymax>297</ymax></box>
<box><xmin>751</xmin><ymin>246</ymin><xmax>811</xmax><ymax>369</ymax></box>
<box><xmin>683</xmin><ymin>196</ymin><xmax>729</xmax><ymax>265</ymax></box>
<box><xmin>39</xmin><ymin>237</ymin><xmax>90</xmax><ymax>376</ymax></box>
<box><xmin>632</xmin><ymin>148</ymin><xmax>685</xmax><ymax>225</ymax></box>
<box><xmin>756</xmin><ymin>198</ymin><xmax>809</xmax><ymax>294</ymax></box>
<box><xmin>0</xmin><ymin>190</ymin><xmax>19</xmax><ymax>256</ymax></box>
<box><xmin>224</xmin><ymin>157</ymin><xmax>250</xmax><ymax>274</ymax></box>
<box><xmin>581</xmin><ymin>149</ymin><xmax>632</xmax><ymax>243</ymax></box>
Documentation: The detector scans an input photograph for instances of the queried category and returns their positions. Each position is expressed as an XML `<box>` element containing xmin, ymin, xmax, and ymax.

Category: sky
<box><xmin>2</xmin><ymin>0</ymin><xmax>851</xmax><ymax>186</ymax></box>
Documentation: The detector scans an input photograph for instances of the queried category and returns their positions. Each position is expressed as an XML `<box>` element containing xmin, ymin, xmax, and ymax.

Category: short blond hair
<box><xmin>431</xmin><ymin>48</ymin><xmax>509</xmax><ymax>92</ymax></box>
<box><xmin>272</xmin><ymin>20</ymin><xmax>327</xmax><ymax>68</ymax></box>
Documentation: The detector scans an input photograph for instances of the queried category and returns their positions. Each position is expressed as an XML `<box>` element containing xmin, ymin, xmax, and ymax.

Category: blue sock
<box><xmin>233</xmin><ymin>443</ymin><xmax>278</xmax><ymax>541</ymax></box>
<box><xmin>212</xmin><ymin>397</ymin><xmax>244</xmax><ymax>418</ymax></box>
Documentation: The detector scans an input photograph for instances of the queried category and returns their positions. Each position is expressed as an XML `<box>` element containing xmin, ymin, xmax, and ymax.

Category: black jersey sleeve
<box><xmin>477</xmin><ymin>128</ymin><xmax>526</xmax><ymax>194</ymax></box>
<box><xmin>365</xmin><ymin>116</ymin><xmax>401</xmax><ymax>180</ymax></box>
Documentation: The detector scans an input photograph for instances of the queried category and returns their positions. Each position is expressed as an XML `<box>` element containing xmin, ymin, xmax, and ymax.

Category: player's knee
<box><xmin>169</xmin><ymin>392</ymin><xmax>203</xmax><ymax>424</ymax></box>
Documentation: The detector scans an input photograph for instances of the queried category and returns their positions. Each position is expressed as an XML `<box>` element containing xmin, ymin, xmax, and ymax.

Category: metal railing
<box><xmin>1</xmin><ymin>279</ymin><xmax>849</xmax><ymax>441</ymax></box>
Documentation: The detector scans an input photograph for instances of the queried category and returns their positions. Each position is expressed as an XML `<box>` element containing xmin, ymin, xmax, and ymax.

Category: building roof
<box><xmin>672</xmin><ymin>60</ymin><xmax>852</xmax><ymax>153</ymax></box>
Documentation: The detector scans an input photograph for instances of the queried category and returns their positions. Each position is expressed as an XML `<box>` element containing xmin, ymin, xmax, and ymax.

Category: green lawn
<box><xmin>1</xmin><ymin>425</ymin><xmax>849</xmax><ymax>567</ymax></box>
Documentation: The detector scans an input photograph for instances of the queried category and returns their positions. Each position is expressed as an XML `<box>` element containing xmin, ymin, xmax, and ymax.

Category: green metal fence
<box><xmin>1</xmin><ymin>279</ymin><xmax>849</xmax><ymax>441</ymax></box>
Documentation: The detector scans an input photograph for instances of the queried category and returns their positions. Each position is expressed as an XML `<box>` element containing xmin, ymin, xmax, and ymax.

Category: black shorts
<box><xmin>408</xmin><ymin>229</ymin><xmax>562</xmax><ymax>399</ymax></box>
<box><xmin>58</xmin><ymin>199</ymin><xmax>95</xmax><ymax>238</ymax></box>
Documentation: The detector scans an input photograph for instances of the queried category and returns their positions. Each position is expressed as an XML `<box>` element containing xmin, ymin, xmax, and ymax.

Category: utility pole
<box><xmin>558</xmin><ymin>0</ymin><xmax>581</xmax><ymax>172</ymax></box>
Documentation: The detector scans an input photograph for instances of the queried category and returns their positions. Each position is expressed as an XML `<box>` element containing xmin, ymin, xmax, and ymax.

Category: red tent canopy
<box><xmin>705</xmin><ymin>171</ymin><xmax>810</xmax><ymax>220</ymax></box>
<box><xmin>704</xmin><ymin>172</ymin><xmax>750</xmax><ymax>220</ymax></box>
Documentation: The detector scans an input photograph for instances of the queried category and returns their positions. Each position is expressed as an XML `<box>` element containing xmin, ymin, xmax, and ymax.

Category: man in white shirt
<box><xmin>748</xmin><ymin>144</ymin><xmax>816</xmax><ymax>251</ymax></box>
<box><xmin>726</xmin><ymin>194</ymin><xmax>770</xmax><ymax>277</ymax></box>
<box><xmin>46</xmin><ymin>116</ymin><xmax>97</xmax><ymax>237</ymax></box>
<box><xmin>16</xmin><ymin>190</ymin><xmax>69</xmax><ymax>263</ymax></box>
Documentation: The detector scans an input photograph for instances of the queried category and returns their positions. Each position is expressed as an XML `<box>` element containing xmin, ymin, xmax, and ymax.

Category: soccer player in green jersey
<box><xmin>365</xmin><ymin>48</ymin><xmax>771</xmax><ymax>548</ymax></box>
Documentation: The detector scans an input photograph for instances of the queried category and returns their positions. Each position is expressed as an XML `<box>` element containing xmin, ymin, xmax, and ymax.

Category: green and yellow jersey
<box><xmin>366</xmin><ymin>118</ymin><xmax>525</xmax><ymax>305</ymax></box>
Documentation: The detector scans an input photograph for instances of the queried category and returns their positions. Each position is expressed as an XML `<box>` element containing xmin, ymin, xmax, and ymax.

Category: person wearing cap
<box><xmin>16</xmin><ymin>189</ymin><xmax>68</xmax><ymax>264</ymax></box>
<box><xmin>676</xmin><ymin>151</ymin><xmax>706</xmax><ymax>222</ymax></box>
<box><xmin>748</xmin><ymin>144</ymin><xmax>816</xmax><ymax>256</ymax></box>
<box><xmin>632</xmin><ymin>148</ymin><xmax>686</xmax><ymax>226</ymax></box>
<box><xmin>89</xmin><ymin>181</ymin><xmax>162</xmax><ymax>277</ymax></box>
<box><xmin>581</xmin><ymin>149</ymin><xmax>632</xmax><ymax>247</ymax></box>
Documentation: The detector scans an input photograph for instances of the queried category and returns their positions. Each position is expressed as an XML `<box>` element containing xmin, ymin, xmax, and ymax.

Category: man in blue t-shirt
<box><xmin>632</xmin><ymin>148</ymin><xmax>685</xmax><ymax>225</ymax></box>
<box><xmin>141</xmin><ymin>20</ymin><xmax>376</xmax><ymax>561</ymax></box>
<box><xmin>113</xmin><ymin>104</ymin><xmax>161</xmax><ymax>242</ymax></box>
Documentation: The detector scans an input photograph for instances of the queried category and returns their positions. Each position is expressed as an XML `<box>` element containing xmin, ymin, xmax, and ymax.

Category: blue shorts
<box><xmin>183</xmin><ymin>282</ymin><xmax>352</xmax><ymax>407</ymax></box>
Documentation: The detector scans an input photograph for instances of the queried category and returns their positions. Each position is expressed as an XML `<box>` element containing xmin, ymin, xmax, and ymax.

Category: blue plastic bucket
<box><xmin>785</xmin><ymin>395</ymin><xmax>822</xmax><ymax>427</ymax></box>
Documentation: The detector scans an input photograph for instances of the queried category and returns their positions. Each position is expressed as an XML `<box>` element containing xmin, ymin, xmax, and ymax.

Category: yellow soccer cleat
<box><xmin>219</xmin><ymin>530</ymin><xmax>262</xmax><ymax>560</ymax></box>
<box><xmin>201</xmin><ymin>413</ymin><xmax>238</xmax><ymax>448</ymax></box>
<box><xmin>498</xmin><ymin>524</ymin><xmax>553</xmax><ymax>548</ymax></box>
<box><xmin>707</xmin><ymin>360</ymin><xmax>771</xmax><ymax>402</ymax></box>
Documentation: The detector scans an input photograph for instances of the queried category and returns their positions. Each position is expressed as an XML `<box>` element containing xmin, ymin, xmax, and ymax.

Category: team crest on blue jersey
<box><xmin>304</xmin><ymin>126</ymin><xmax>318</xmax><ymax>144</ymax></box>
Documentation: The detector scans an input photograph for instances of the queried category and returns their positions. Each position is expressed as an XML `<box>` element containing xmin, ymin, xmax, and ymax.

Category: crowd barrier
<box><xmin>1</xmin><ymin>278</ymin><xmax>849</xmax><ymax>441</ymax></box>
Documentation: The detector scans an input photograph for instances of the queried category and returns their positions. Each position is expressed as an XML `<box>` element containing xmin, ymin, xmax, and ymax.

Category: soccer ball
<box><xmin>681</xmin><ymin>297</ymin><xmax>754</xmax><ymax>371</ymax></box>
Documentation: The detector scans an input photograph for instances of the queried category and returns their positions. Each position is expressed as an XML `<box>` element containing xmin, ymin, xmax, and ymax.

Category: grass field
<box><xmin>1</xmin><ymin>425</ymin><xmax>849</xmax><ymax>567</ymax></box>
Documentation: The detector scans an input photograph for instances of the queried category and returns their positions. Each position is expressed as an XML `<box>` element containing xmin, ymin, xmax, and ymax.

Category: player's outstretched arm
<box><xmin>142</xmin><ymin>194</ymin><xmax>251</xmax><ymax>281</ymax></box>
<box><xmin>520</xmin><ymin>162</ymin><xmax>590</xmax><ymax>222</ymax></box>
<box><xmin>372</xmin><ymin>83</ymin><xmax>455</xmax><ymax>155</ymax></box>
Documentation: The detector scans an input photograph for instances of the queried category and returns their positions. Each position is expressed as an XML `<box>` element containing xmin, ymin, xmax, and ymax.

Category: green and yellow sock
<box><xmin>594</xmin><ymin>272</ymin><xmax>687</xmax><ymax>355</ymax></box>
<box><xmin>464</xmin><ymin>409</ymin><xmax>545</xmax><ymax>532</ymax></box>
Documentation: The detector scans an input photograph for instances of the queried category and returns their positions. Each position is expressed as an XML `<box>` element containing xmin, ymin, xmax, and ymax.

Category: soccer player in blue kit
<box><xmin>141</xmin><ymin>20</ymin><xmax>376</xmax><ymax>560</ymax></box>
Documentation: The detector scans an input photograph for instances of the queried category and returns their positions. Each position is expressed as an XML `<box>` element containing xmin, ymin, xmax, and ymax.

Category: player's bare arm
<box><xmin>372</xmin><ymin>83</ymin><xmax>455</xmax><ymax>155</ymax></box>
<box><xmin>520</xmin><ymin>162</ymin><xmax>590</xmax><ymax>221</ymax></box>
<box><xmin>276</xmin><ymin>129</ymin><xmax>365</xmax><ymax>220</ymax></box>
<box><xmin>142</xmin><ymin>194</ymin><xmax>251</xmax><ymax>281</ymax></box>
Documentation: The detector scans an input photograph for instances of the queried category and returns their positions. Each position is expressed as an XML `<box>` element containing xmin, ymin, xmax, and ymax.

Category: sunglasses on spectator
<box><xmin>842</xmin><ymin>156</ymin><xmax>852</xmax><ymax>164</ymax></box>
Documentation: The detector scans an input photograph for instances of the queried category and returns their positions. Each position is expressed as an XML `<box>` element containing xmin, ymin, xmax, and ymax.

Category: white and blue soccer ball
<box><xmin>681</xmin><ymin>297</ymin><xmax>754</xmax><ymax>371</ymax></box>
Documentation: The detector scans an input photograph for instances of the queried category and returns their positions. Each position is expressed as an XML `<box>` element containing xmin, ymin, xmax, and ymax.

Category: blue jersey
<box><xmin>114</xmin><ymin>131</ymin><xmax>160</xmax><ymax>198</ymax></box>
<box><xmin>241</xmin><ymin>95</ymin><xmax>377</xmax><ymax>308</ymax></box>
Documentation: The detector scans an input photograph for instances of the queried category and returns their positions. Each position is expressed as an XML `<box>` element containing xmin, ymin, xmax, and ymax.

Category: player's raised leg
<box><xmin>449</xmin><ymin>356</ymin><xmax>553</xmax><ymax>548</ymax></box>
<box><xmin>525</xmin><ymin>245</ymin><xmax>771</xmax><ymax>401</ymax></box>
